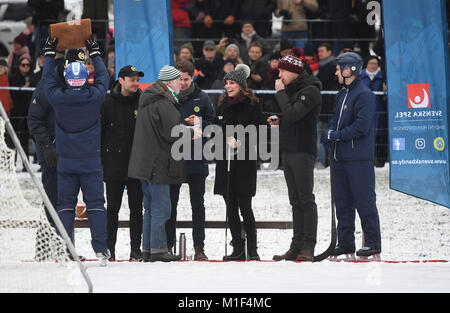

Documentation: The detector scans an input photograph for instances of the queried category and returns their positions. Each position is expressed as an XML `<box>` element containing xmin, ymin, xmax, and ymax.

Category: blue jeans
<box><xmin>141</xmin><ymin>180</ymin><xmax>171</xmax><ymax>253</ymax></box>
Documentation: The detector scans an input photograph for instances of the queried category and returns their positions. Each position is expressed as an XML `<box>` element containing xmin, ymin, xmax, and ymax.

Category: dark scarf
<box><xmin>178</xmin><ymin>81</ymin><xmax>196</xmax><ymax>102</ymax></box>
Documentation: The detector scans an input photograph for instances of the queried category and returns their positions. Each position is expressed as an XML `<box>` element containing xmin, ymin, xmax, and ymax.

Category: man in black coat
<box><xmin>166</xmin><ymin>60</ymin><xmax>215</xmax><ymax>260</ymax></box>
<box><xmin>166</xmin><ymin>61</ymin><xmax>215</xmax><ymax>260</ymax></box>
<box><xmin>194</xmin><ymin>40</ymin><xmax>223</xmax><ymax>90</ymax></box>
<box><xmin>269</xmin><ymin>52</ymin><xmax>322</xmax><ymax>262</ymax></box>
<box><xmin>100</xmin><ymin>65</ymin><xmax>144</xmax><ymax>261</ymax></box>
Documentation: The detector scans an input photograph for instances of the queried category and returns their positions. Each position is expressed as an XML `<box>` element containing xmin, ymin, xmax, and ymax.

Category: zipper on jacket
<box><xmin>334</xmin><ymin>88</ymin><xmax>349</xmax><ymax>160</ymax></box>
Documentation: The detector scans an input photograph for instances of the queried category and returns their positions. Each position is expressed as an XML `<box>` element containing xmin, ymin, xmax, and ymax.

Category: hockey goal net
<box><xmin>0</xmin><ymin>117</ymin><xmax>85</xmax><ymax>292</ymax></box>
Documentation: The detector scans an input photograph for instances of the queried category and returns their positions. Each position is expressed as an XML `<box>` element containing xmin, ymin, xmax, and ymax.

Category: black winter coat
<box><xmin>101</xmin><ymin>81</ymin><xmax>141</xmax><ymax>181</ymax></box>
<box><xmin>274</xmin><ymin>71</ymin><xmax>322</xmax><ymax>156</ymax></box>
<box><xmin>213</xmin><ymin>95</ymin><xmax>263</xmax><ymax>197</ymax></box>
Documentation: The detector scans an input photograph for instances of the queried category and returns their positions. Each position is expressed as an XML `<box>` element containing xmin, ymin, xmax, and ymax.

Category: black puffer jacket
<box><xmin>101</xmin><ymin>81</ymin><xmax>141</xmax><ymax>181</ymax></box>
<box><xmin>274</xmin><ymin>71</ymin><xmax>322</xmax><ymax>156</ymax></box>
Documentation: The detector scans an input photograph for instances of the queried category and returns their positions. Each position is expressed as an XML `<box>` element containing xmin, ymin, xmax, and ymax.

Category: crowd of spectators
<box><xmin>1</xmin><ymin>0</ymin><xmax>393</xmax><ymax>169</ymax></box>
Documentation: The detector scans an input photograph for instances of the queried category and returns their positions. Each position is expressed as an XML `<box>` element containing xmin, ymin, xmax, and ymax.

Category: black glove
<box><xmin>42</xmin><ymin>37</ymin><xmax>58</xmax><ymax>57</ymax></box>
<box><xmin>42</xmin><ymin>143</ymin><xmax>58</xmax><ymax>168</ymax></box>
<box><xmin>85</xmin><ymin>39</ymin><xmax>101</xmax><ymax>58</ymax></box>
<box><xmin>279</xmin><ymin>10</ymin><xmax>292</xmax><ymax>24</ymax></box>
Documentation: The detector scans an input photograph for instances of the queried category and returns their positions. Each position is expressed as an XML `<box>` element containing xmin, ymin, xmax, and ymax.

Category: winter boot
<box><xmin>223</xmin><ymin>240</ymin><xmax>245</xmax><ymax>261</ymax></box>
<box><xmin>330</xmin><ymin>245</ymin><xmax>356</xmax><ymax>256</ymax></box>
<box><xmin>194</xmin><ymin>246</ymin><xmax>208</xmax><ymax>260</ymax></box>
<box><xmin>296</xmin><ymin>250</ymin><xmax>314</xmax><ymax>262</ymax></box>
<box><xmin>109</xmin><ymin>250</ymin><xmax>116</xmax><ymax>261</ymax></box>
<box><xmin>150</xmin><ymin>252</ymin><xmax>182</xmax><ymax>262</ymax></box>
<box><xmin>273</xmin><ymin>249</ymin><xmax>297</xmax><ymax>261</ymax></box>
<box><xmin>246</xmin><ymin>234</ymin><xmax>260</xmax><ymax>261</ymax></box>
<box><xmin>329</xmin><ymin>245</ymin><xmax>356</xmax><ymax>261</ymax></box>
<box><xmin>356</xmin><ymin>246</ymin><xmax>381</xmax><ymax>258</ymax></box>
<box><xmin>130</xmin><ymin>248</ymin><xmax>143</xmax><ymax>261</ymax></box>
<box><xmin>142</xmin><ymin>250</ymin><xmax>151</xmax><ymax>262</ymax></box>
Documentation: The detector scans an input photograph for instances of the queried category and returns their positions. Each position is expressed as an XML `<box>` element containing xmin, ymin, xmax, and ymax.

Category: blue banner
<box><xmin>113</xmin><ymin>0</ymin><xmax>173</xmax><ymax>84</ymax></box>
<box><xmin>383</xmin><ymin>0</ymin><xmax>450</xmax><ymax>208</ymax></box>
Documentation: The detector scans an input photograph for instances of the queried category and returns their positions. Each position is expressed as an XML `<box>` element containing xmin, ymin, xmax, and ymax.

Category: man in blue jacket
<box><xmin>166</xmin><ymin>60</ymin><xmax>215</xmax><ymax>260</ymax></box>
<box><xmin>320</xmin><ymin>52</ymin><xmax>382</xmax><ymax>260</ymax></box>
<box><xmin>42</xmin><ymin>37</ymin><xmax>110</xmax><ymax>265</ymax></box>
<box><xmin>28</xmin><ymin>49</ymin><xmax>86</xmax><ymax>222</ymax></box>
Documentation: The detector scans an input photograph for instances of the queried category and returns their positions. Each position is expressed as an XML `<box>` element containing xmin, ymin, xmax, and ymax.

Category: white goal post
<box><xmin>0</xmin><ymin>101</ymin><xmax>92</xmax><ymax>293</ymax></box>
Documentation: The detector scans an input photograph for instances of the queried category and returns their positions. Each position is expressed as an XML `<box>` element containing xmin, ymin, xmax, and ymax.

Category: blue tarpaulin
<box><xmin>113</xmin><ymin>0</ymin><xmax>173</xmax><ymax>84</ymax></box>
<box><xmin>383</xmin><ymin>0</ymin><xmax>450</xmax><ymax>208</ymax></box>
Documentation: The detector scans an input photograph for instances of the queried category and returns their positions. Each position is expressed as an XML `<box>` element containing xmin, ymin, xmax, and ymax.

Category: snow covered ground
<box><xmin>16</xmin><ymin>161</ymin><xmax>450</xmax><ymax>293</ymax></box>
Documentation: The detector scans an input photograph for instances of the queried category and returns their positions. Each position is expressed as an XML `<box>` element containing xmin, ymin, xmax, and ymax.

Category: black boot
<box><xmin>356</xmin><ymin>246</ymin><xmax>381</xmax><ymax>257</ymax></box>
<box><xmin>223</xmin><ymin>240</ymin><xmax>245</xmax><ymax>261</ymax></box>
<box><xmin>330</xmin><ymin>245</ymin><xmax>356</xmax><ymax>256</ymax></box>
<box><xmin>246</xmin><ymin>232</ymin><xmax>260</xmax><ymax>261</ymax></box>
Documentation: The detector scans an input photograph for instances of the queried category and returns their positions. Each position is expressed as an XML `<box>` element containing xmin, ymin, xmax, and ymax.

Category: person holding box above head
<box><xmin>42</xmin><ymin>36</ymin><xmax>110</xmax><ymax>266</ymax></box>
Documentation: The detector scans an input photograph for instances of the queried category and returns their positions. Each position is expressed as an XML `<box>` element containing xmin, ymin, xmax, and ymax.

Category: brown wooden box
<box><xmin>49</xmin><ymin>18</ymin><xmax>92</xmax><ymax>50</ymax></box>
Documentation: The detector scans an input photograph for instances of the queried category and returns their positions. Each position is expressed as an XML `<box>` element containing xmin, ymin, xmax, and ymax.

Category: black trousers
<box><xmin>223</xmin><ymin>191</ymin><xmax>257</xmax><ymax>252</ymax></box>
<box><xmin>105</xmin><ymin>179</ymin><xmax>143</xmax><ymax>253</ymax></box>
<box><xmin>166</xmin><ymin>174</ymin><xmax>207</xmax><ymax>248</ymax></box>
<box><xmin>282</xmin><ymin>151</ymin><xmax>318</xmax><ymax>252</ymax></box>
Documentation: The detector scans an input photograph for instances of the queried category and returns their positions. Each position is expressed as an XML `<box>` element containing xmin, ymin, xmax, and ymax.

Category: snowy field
<box><xmin>16</xmin><ymin>160</ymin><xmax>450</xmax><ymax>293</ymax></box>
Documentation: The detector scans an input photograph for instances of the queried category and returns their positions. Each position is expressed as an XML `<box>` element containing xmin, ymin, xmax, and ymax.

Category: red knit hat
<box><xmin>13</xmin><ymin>33</ymin><xmax>28</xmax><ymax>47</ymax></box>
<box><xmin>277</xmin><ymin>48</ymin><xmax>304</xmax><ymax>75</ymax></box>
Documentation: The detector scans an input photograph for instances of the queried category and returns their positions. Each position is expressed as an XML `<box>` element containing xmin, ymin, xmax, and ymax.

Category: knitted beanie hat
<box><xmin>223</xmin><ymin>63</ymin><xmax>251</xmax><ymax>89</ymax></box>
<box><xmin>277</xmin><ymin>49</ymin><xmax>304</xmax><ymax>75</ymax></box>
<box><xmin>158</xmin><ymin>65</ymin><xmax>181</xmax><ymax>82</ymax></box>
<box><xmin>224</xmin><ymin>43</ymin><xmax>240</xmax><ymax>57</ymax></box>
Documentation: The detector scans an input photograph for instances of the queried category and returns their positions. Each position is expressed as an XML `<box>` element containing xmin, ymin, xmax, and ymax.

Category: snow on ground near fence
<box><xmin>17</xmin><ymin>161</ymin><xmax>450</xmax><ymax>293</ymax></box>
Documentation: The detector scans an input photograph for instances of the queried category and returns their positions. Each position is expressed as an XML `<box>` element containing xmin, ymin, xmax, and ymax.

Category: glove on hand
<box><xmin>86</xmin><ymin>39</ymin><xmax>101</xmax><ymax>58</ymax></box>
<box><xmin>328</xmin><ymin>130</ymin><xmax>340</xmax><ymax>142</ymax></box>
<box><xmin>42</xmin><ymin>143</ymin><xmax>58</xmax><ymax>168</ymax></box>
<box><xmin>42</xmin><ymin>37</ymin><xmax>58</xmax><ymax>57</ymax></box>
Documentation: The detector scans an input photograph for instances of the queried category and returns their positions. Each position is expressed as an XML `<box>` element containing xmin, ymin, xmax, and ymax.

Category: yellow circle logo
<box><xmin>131</xmin><ymin>66</ymin><xmax>137</xmax><ymax>71</ymax></box>
<box><xmin>134</xmin><ymin>109</ymin><xmax>137</xmax><ymax>116</ymax></box>
<box><xmin>78</xmin><ymin>52</ymin><xmax>85</xmax><ymax>60</ymax></box>
<box><xmin>433</xmin><ymin>137</ymin><xmax>445</xmax><ymax>151</ymax></box>
<box><xmin>194</xmin><ymin>106</ymin><xmax>200</xmax><ymax>113</ymax></box>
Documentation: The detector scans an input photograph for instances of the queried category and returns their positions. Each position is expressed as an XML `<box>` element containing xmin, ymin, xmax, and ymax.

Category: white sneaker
<box><xmin>96</xmin><ymin>250</ymin><xmax>110</xmax><ymax>267</ymax></box>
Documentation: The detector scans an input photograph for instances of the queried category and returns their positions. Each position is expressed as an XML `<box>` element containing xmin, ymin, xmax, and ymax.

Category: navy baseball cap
<box><xmin>118</xmin><ymin>65</ymin><xmax>144</xmax><ymax>78</ymax></box>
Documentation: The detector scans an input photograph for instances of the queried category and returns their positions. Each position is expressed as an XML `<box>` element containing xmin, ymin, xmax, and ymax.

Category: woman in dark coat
<box><xmin>213</xmin><ymin>64</ymin><xmax>263</xmax><ymax>261</ymax></box>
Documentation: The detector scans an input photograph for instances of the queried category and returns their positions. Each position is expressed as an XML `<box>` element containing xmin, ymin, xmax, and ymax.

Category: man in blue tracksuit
<box><xmin>42</xmin><ymin>37</ymin><xmax>110</xmax><ymax>263</ymax></box>
<box><xmin>28</xmin><ymin>49</ymin><xmax>86</xmax><ymax>226</ymax></box>
<box><xmin>320</xmin><ymin>52</ymin><xmax>381</xmax><ymax>259</ymax></box>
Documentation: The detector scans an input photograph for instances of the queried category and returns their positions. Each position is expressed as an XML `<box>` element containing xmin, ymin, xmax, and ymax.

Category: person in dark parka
<box><xmin>101</xmin><ymin>65</ymin><xmax>144</xmax><ymax>261</ymax></box>
<box><xmin>166</xmin><ymin>60</ymin><xmax>215</xmax><ymax>260</ymax></box>
<box><xmin>320</xmin><ymin>52</ymin><xmax>382</xmax><ymax>259</ymax></box>
<box><xmin>269</xmin><ymin>50</ymin><xmax>322</xmax><ymax>262</ymax></box>
<box><xmin>42</xmin><ymin>37</ymin><xmax>110</xmax><ymax>264</ymax></box>
<box><xmin>214</xmin><ymin>63</ymin><xmax>263</xmax><ymax>261</ymax></box>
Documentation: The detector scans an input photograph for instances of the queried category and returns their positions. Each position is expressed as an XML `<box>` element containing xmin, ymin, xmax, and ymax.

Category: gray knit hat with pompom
<box><xmin>223</xmin><ymin>63</ymin><xmax>251</xmax><ymax>89</ymax></box>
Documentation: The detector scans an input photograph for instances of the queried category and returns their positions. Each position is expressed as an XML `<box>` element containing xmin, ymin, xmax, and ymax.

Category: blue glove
<box><xmin>320</xmin><ymin>131</ymin><xmax>333</xmax><ymax>151</ymax></box>
<box><xmin>327</xmin><ymin>129</ymin><xmax>341</xmax><ymax>142</ymax></box>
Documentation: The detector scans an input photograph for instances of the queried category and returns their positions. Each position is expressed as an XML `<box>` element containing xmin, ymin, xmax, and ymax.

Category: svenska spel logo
<box><xmin>407</xmin><ymin>83</ymin><xmax>430</xmax><ymax>109</ymax></box>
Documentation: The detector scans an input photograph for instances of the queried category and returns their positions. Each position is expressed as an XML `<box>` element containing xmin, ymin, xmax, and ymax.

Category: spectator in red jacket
<box><xmin>172</xmin><ymin>0</ymin><xmax>191</xmax><ymax>50</ymax></box>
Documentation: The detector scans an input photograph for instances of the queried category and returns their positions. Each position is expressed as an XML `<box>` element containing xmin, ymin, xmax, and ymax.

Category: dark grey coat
<box><xmin>127</xmin><ymin>80</ymin><xmax>189</xmax><ymax>184</ymax></box>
